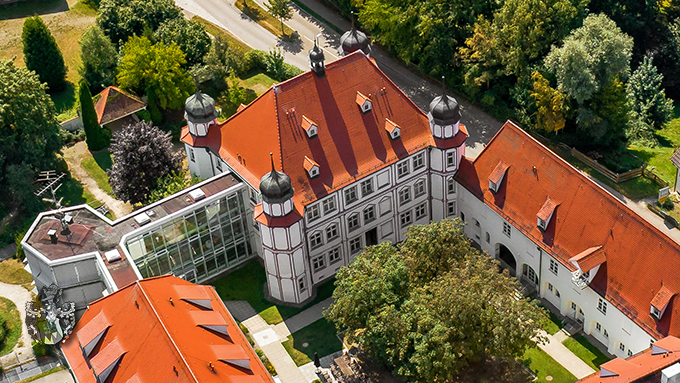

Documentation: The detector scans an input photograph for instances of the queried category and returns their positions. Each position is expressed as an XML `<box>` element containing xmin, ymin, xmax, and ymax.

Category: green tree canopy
<box><xmin>154</xmin><ymin>17</ymin><xmax>211</xmax><ymax>67</ymax></box>
<box><xmin>79</xmin><ymin>79</ymin><xmax>110</xmax><ymax>151</ymax></box>
<box><xmin>627</xmin><ymin>56</ymin><xmax>674</xmax><ymax>130</ymax></box>
<box><xmin>0</xmin><ymin>60</ymin><xmax>63</xmax><ymax>211</ymax></box>
<box><xmin>545</xmin><ymin>14</ymin><xmax>633</xmax><ymax>104</ymax></box>
<box><xmin>325</xmin><ymin>219</ymin><xmax>547</xmax><ymax>383</ymax></box>
<box><xmin>97</xmin><ymin>0</ymin><xmax>182</xmax><ymax>44</ymax></box>
<box><xmin>531</xmin><ymin>71</ymin><xmax>567</xmax><ymax>133</ymax></box>
<box><xmin>117</xmin><ymin>36</ymin><xmax>194</xmax><ymax>110</ymax></box>
<box><xmin>78</xmin><ymin>26</ymin><xmax>118</xmax><ymax>94</ymax></box>
<box><xmin>21</xmin><ymin>15</ymin><xmax>67</xmax><ymax>93</ymax></box>
<box><xmin>265</xmin><ymin>0</ymin><xmax>294</xmax><ymax>35</ymax></box>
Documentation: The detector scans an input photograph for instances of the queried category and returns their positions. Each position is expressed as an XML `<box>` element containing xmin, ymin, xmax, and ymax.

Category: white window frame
<box><xmin>598</xmin><ymin>298</ymin><xmax>607</xmax><ymax>315</ymax></box>
<box><xmin>397</xmin><ymin>161</ymin><xmax>410</xmax><ymax>178</ymax></box>
<box><xmin>363</xmin><ymin>205</ymin><xmax>376</xmax><ymax>224</ymax></box>
<box><xmin>326</xmin><ymin>224</ymin><xmax>339</xmax><ymax>241</ymax></box>
<box><xmin>312</xmin><ymin>255</ymin><xmax>326</xmax><ymax>272</ymax></box>
<box><xmin>298</xmin><ymin>277</ymin><xmax>306</xmax><ymax>292</ymax></box>
<box><xmin>348</xmin><ymin>214</ymin><xmax>360</xmax><ymax>231</ymax></box>
<box><xmin>413</xmin><ymin>152</ymin><xmax>425</xmax><ymax>170</ymax></box>
<box><xmin>549</xmin><ymin>259</ymin><xmax>559</xmax><ymax>275</ymax></box>
<box><xmin>415</xmin><ymin>203</ymin><xmax>427</xmax><ymax>220</ymax></box>
<box><xmin>345</xmin><ymin>186</ymin><xmax>358</xmax><ymax>205</ymax></box>
<box><xmin>446</xmin><ymin>151</ymin><xmax>456</xmax><ymax>168</ymax></box>
<box><xmin>349</xmin><ymin>237</ymin><xmax>362</xmax><ymax>254</ymax></box>
<box><xmin>447</xmin><ymin>201</ymin><xmax>456</xmax><ymax>217</ymax></box>
<box><xmin>360</xmin><ymin>179</ymin><xmax>374</xmax><ymax>197</ymax></box>
<box><xmin>307</xmin><ymin>204</ymin><xmax>320</xmax><ymax>222</ymax></box>
<box><xmin>189</xmin><ymin>147</ymin><xmax>195</xmax><ymax>162</ymax></box>
<box><xmin>399</xmin><ymin>187</ymin><xmax>411</xmax><ymax>206</ymax></box>
<box><xmin>329</xmin><ymin>247</ymin><xmax>341</xmax><ymax>264</ymax></box>
<box><xmin>502</xmin><ymin>222</ymin><xmax>511</xmax><ymax>238</ymax></box>
<box><xmin>323</xmin><ymin>197</ymin><xmax>336</xmax><ymax>214</ymax></box>
<box><xmin>400</xmin><ymin>211</ymin><xmax>412</xmax><ymax>228</ymax></box>
<box><xmin>414</xmin><ymin>179</ymin><xmax>426</xmax><ymax>197</ymax></box>
<box><xmin>447</xmin><ymin>177</ymin><xmax>456</xmax><ymax>194</ymax></box>
<box><xmin>310</xmin><ymin>231</ymin><xmax>323</xmax><ymax>249</ymax></box>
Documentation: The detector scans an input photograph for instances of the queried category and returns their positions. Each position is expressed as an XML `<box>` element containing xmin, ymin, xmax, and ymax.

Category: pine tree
<box><xmin>627</xmin><ymin>56</ymin><xmax>674</xmax><ymax>129</ymax></box>
<box><xmin>79</xmin><ymin>79</ymin><xmax>109</xmax><ymax>151</ymax></box>
<box><xmin>78</xmin><ymin>26</ymin><xmax>117</xmax><ymax>94</ymax></box>
<box><xmin>22</xmin><ymin>15</ymin><xmax>67</xmax><ymax>93</ymax></box>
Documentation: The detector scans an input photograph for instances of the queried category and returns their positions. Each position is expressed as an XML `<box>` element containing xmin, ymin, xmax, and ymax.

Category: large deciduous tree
<box><xmin>0</xmin><ymin>60</ymin><xmax>63</xmax><ymax>211</ymax></box>
<box><xmin>117</xmin><ymin>36</ymin><xmax>194</xmax><ymax>110</ymax></box>
<box><xmin>21</xmin><ymin>15</ymin><xmax>67</xmax><ymax>93</ymax></box>
<box><xmin>154</xmin><ymin>17</ymin><xmax>211</xmax><ymax>67</ymax></box>
<box><xmin>79</xmin><ymin>79</ymin><xmax>110</xmax><ymax>151</ymax></box>
<box><xmin>107</xmin><ymin>121</ymin><xmax>182</xmax><ymax>204</ymax></box>
<box><xmin>531</xmin><ymin>71</ymin><xmax>567</xmax><ymax>133</ymax></box>
<box><xmin>78</xmin><ymin>26</ymin><xmax>118</xmax><ymax>94</ymax></box>
<box><xmin>325</xmin><ymin>219</ymin><xmax>548</xmax><ymax>383</ymax></box>
<box><xmin>97</xmin><ymin>0</ymin><xmax>182</xmax><ymax>44</ymax></box>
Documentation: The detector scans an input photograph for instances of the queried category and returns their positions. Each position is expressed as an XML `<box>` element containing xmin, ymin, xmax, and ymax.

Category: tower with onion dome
<box><xmin>338</xmin><ymin>12</ymin><xmax>371</xmax><ymax>57</ymax></box>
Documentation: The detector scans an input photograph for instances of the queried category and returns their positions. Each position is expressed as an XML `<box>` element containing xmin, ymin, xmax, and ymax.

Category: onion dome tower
<box><xmin>256</xmin><ymin>154</ymin><xmax>309</xmax><ymax>304</ymax></box>
<box><xmin>339</xmin><ymin>12</ymin><xmax>371</xmax><ymax>57</ymax></box>
<box><xmin>428</xmin><ymin>76</ymin><xmax>462</xmax><ymax>139</ymax></box>
<box><xmin>184</xmin><ymin>90</ymin><xmax>218</xmax><ymax>137</ymax></box>
<box><xmin>309</xmin><ymin>37</ymin><xmax>325</xmax><ymax>77</ymax></box>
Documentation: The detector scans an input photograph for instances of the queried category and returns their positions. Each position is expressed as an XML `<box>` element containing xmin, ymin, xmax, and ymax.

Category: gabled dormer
<box><xmin>304</xmin><ymin>156</ymin><xmax>320</xmax><ymax>178</ymax></box>
<box><xmin>651</xmin><ymin>285</ymin><xmax>675</xmax><ymax>321</ymax></box>
<box><xmin>569</xmin><ymin>246</ymin><xmax>606</xmax><ymax>289</ymax></box>
<box><xmin>301</xmin><ymin>115</ymin><xmax>318</xmax><ymax>138</ymax></box>
<box><xmin>488</xmin><ymin>161</ymin><xmax>510</xmax><ymax>194</ymax></box>
<box><xmin>537</xmin><ymin>197</ymin><xmax>559</xmax><ymax>231</ymax></box>
<box><xmin>90</xmin><ymin>338</ymin><xmax>126</xmax><ymax>383</ymax></box>
<box><xmin>384</xmin><ymin>118</ymin><xmax>401</xmax><ymax>140</ymax></box>
<box><xmin>356</xmin><ymin>91</ymin><xmax>372</xmax><ymax>113</ymax></box>
<box><xmin>213</xmin><ymin>344</ymin><xmax>252</xmax><ymax>370</ymax></box>
<box><xmin>76</xmin><ymin>311</ymin><xmax>111</xmax><ymax>358</ymax></box>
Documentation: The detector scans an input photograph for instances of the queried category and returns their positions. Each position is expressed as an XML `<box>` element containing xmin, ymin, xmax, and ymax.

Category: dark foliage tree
<box><xmin>78</xmin><ymin>26</ymin><xmax>118</xmax><ymax>93</ymax></box>
<box><xmin>79</xmin><ymin>79</ymin><xmax>110</xmax><ymax>151</ymax></box>
<box><xmin>21</xmin><ymin>15</ymin><xmax>67</xmax><ymax>93</ymax></box>
<box><xmin>97</xmin><ymin>0</ymin><xmax>182</xmax><ymax>45</ymax></box>
<box><xmin>154</xmin><ymin>17</ymin><xmax>211</xmax><ymax>67</ymax></box>
<box><xmin>107</xmin><ymin>121</ymin><xmax>182</xmax><ymax>204</ymax></box>
<box><xmin>325</xmin><ymin>219</ymin><xmax>548</xmax><ymax>383</ymax></box>
<box><xmin>0</xmin><ymin>60</ymin><xmax>63</xmax><ymax>212</ymax></box>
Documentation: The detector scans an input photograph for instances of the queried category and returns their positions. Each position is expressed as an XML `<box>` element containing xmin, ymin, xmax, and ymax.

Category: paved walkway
<box><xmin>536</xmin><ymin>329</ymin><xmax>596</xmax><ymax>379</ymax></box>
<box><xmin>0</xmin><ymin>281</ymin><xmax>35</xmax><ymax>365</ymax></box>
<box><xmin>274</xmin><ymin>297</ymin><xmax>333</xmax><ymax>337</ymax></box>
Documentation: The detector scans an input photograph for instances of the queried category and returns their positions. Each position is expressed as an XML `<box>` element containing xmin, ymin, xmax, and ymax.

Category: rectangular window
<box><xmin>310</xmin><ymin>232</ymin><xmax>323</xmax><ymax>249</ymax></box>
<box><xmin>604</xmin><ymin>329</ymin><xmax>609</xmax><ymax>338</ymax></box>
<box><xmin>397</xmin><ymin>162</ymin><xmax>410</xmax><ymax>178</ymax></box>
<box><xmin>400</xmin><ymin>211</ymin><xmax>412</xmax><ymax>228</ymax></box>
<box><xmin>329</xmin><ymin>247</ymin><xmax>341</xmax><ymax>264</ymax></box>
<box><xmin>413</xmin><ymin>153</ymin><xmax>425</xmax><ymax>170</ymax></box>
<box><xmin>323</xmin><ymin>197</ymin><xmax>336</xmax><ymax>214</ymax></box>
<box><xmin>415</xmin><ymin>203</ymin><xmax>427</xmax><ymax>220</ymax></box>
<box><xmin>548</xmin><ymin>283</ymin><xmax>553</xmax><ymax>292</ymax></box>
<box><xmin>503</xmin><ymin>222</ymin><xmax>511</xmax><ymax>238</ymax></box>
<box><xmin>446</xmin><ymin>151</ymin><xmax>456</xmax><ymax>168</ymax></box>
<box><xmin>414</xmin><ymin>180</ymin><xmax>426</xmax><ymax>197</ymax></box>
<box><xmin>447</xmin><ymin>201</ymin><xmax>456</xmax><ymax>217</ymax></box>
<box><xmin>363</xmin><ymin>206</ymin><xmax>376</xmax><ymax>224</ymax></box>
<box><xmin>307</xmin><ymin>204</ymin><xmax>320</xmax><ymax>222</ymax></box>
<box><xmin>596</xmin><ymin>322</ymin><xmax>602</xmax><ymax>332</ymax></box>
<box><xmin>549</xmin><ymin>259</ymin><xmax>559</xmax><ymax>275</ymax></box>
<box><xmin>348</xmin><ymin>214</ymin><xmax>360</xmax><ymax>231</ymax></box>
<box><xmin>312</xmin><ymin>255</ymin><xmax>326</xmax><ymax>271</ymax></box>
<box><xmin>350</xmin><ymin>238</ymin><xmax>362</xmax><ymax>254</ymax></box>
<box><xmin>360</xmin><ymin>179</ymin><xmax>374</xmax><ymax>197</ymax></box>
<box><xmin>298</xmin><ymin>277</ymin><xmax>306</xmax><ymax>292</ymax></box>
<box><xmin>189</xmin><ymin>148</ymin><xmax>195</xmax><ymax>162</ymax></box>
<box><xmin>326</xmin><ymin>224</ymin><xmax>339</xmax><ymax>241</ymax></box>
<box><xmin>447</xmin><ymin>177</ymin><xmax>456</xmax><ymax>194</ymax></box>
<box><xmin>345</xmin><ymin>186</ymin><xmax>358</xmax><ymax>205</ymax></box>
<box><xmin>399</xmin><ymin>188</ymin><xmax>411</xmax><ymax>206</ymax></box>
<box><xmin>598</xmin><ymin>298</ymin><xmax>607</xmax><ymax>315</ymax></box>
<box><xmin>619</xmin><ymin>343</ymin><xmax>625</xmax><ymax>352</ymax></box>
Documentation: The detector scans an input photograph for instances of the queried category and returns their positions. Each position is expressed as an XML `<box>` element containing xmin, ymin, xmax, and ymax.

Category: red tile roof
<box><xmin>489</xmin><ymin>161</ymin><xmax>510</xmax><ymax>185</ymax></box>
<box><xmin>537</xmin><ymin>197</ymin><xmax>559</xmax><ymax>222</ymax></box>
<box><xmin>62</xmin><ymin>275</ymin><xmax>274</xmax><ymax>383</ymax></box>
<box><xmin>254</xmin><ymin>205</ymin><xmax>303</xmax><ymax>228</ymax></box>
<box><xmin>182</xmin><ymin>52</ymin><xmax>435</xmax><ymax>209</ymax></box>
<box><xmin>577</xmin><ymin>336</ymin><xmax>680</xmax><ymax>382</ymax></box>
<box><xmin>94</xmin><ymin>86</ymin><xmax>146</xmax><ymax>126</ymax></box>
<box><xmin>570</xmin><ymin>246</ymin><xmax>607</xmax><ymax>273</ymax></box>
<box><xmin>652</xmin><ymin>286</ymin><xmax>676</xmax><ymax>311</ymax></box>
<box><xmin>455</xmin><ymin>121</ymin><xmax>680</xmax><ymax>339</ymax></box>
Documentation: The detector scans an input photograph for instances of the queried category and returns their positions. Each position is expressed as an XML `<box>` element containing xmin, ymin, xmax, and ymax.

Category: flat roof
<box><xmin>25</xmin><ymin>173</ymin><xmax>242</xmax><ymax>288</ymax></box>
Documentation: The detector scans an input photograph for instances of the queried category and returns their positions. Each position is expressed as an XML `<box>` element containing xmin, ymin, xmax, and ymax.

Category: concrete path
<box><xmin>536</xmin><ymin>329</ymin><xmax>596</xmax><ymax>379</ymax></box>
<box><xmin>275</xmin><ymin>297</ymin><xmax>333</xmax><ymax>336</ymax></box>
<box><xmin>61</xmin><ymin>142</ymin><xmax>132</xmax><ymax>218</ymax></box>
<box><xmin>28</xmin><ymin>368</ymin><xmax>74</xmax><ymax>383</ymax></box>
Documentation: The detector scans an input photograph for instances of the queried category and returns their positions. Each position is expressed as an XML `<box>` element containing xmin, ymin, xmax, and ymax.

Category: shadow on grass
<box><xmin>90</xmin><ymin>150</ymin><xmax>113</xmax><ymax>172</ymax></box>
<box><xmin>282</xmin><ymin>318</ymin><xmax>343</xmax><ymax>366</ymax></box>
<box><xmin>50</xmin><ymin>82</ymin><xmax>76</xmax><ymax>115</ymax></box>
<box><xmin>563</xmin><ymin>336</ymin><xmax>611</xmax><ymax>370</ymax></box>
<box><xmin>0</xmin><ymin>0</ymin><xmax>68</xmax><ymax>21</ymax></box>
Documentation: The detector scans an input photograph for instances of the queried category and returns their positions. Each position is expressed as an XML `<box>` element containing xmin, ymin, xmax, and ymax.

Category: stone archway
<box><xmin>497</xmin><ymin>244</ymin><xmax>517</xmax><ymax>277</ymax></box>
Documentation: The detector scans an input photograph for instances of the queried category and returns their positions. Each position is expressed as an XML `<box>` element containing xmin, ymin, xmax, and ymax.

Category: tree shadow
<box><xmin>90</xmin><ymin>150</ymin><xmax>113</xmax><ymax>171</ymax></box>
<box><xmin>277</xmin><ymin>35</ymin><xmax>303</xmax><ymax>55</ymax></box>
<box><xmin>0</xmin><ymin>0</ymin><xmax>69</xmax><ymax>21</ymax></box>
<box><xmin>49</xmin><ymin>82</ymin><xmax>77</xmax><ymax>115</ymax></box>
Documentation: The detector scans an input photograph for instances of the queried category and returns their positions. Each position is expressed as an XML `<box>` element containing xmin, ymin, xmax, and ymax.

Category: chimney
<box><xmin>47</xmin><ymin>229</ymin><xmax>58</xmax><ymax>244</ymax></box>
<box><xmin>662</xmin><ymin>363</ymin><xmax>680</xmax><ymax>383</ymax></box>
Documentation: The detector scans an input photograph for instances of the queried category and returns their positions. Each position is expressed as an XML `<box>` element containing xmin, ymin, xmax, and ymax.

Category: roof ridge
<box><xmin>273</xmin><ymin>85</ymin><xmax>284</xmax><ymax>173</ymax></box>
<box><xmin>137</xmin><ymin>281</ymin><xmax>200</xmax><ymax>383</ymax></box>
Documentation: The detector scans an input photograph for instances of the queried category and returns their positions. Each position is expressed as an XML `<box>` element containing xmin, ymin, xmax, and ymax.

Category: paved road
<box><xmin>176</xmin><ymin>0</ymin><xmax>502</xmax><ymax>158</ymax></box>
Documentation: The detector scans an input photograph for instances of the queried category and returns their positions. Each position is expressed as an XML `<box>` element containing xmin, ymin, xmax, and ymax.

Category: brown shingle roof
<box><xmin>94</xmin><ymin>86</ymin><xmax>146</xmax><ymax>125</ymax></box>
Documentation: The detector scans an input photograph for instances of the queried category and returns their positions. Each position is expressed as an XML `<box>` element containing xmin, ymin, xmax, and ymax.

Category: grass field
<box><xmin>282</xmin><ymin>318</ymin><xmax>343</xmax><ymax>366</ymax></box>
<box><xmin>562</xmin><ymin>336</ymin><xmax>612</xmax><ymax>370</ymax></box>
<box><xmin>210</xmin><ymin>259</ymin><xmax>336</xmax><ymax>325</ymax></box>
<box><xmin>0</xmin><ymin>297</ymin><xmax>22</xmax><ymax>356</ymax></box>
<box><xmin>0</xmin><ymin>259</ymin><xmax>33</xmax><ymax>290</ymax></box>
<box><xmin>81</xmin><ymin>150</ymin><xmax>113</xmax><ymax>195</ymax></box>
<box><xmin>521</xmin><ymin>347</ymin><xmax>577</xmax><ymax>383</ymax></box>
<box><xmin>629</xmin><ymin>107</ymin><xmax>680</xmax><ymax>188</ymax></box>
<box><xmin>234</xmin><ymin>0</ymin><xmax>294</xmax><ymax>38</ymax></box>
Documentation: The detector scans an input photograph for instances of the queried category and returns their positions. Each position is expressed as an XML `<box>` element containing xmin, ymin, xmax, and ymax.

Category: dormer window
<box><xmin>650</xmin><ymin>285</ymin><xmax>675</xmax><ymax>321</ymax></box>
<box><xmin>488</xmin><ymin>161</ymin><xmax>510</xmax><ymax>194</ymax></box>
<box><xmin>301</xmin><ymin>115</ymin><xmax>318</xmax><ymax>138</ymax></box>
<box><xmin>536</xmin><ymin>197</ymin><xmax>559</xmax><ymax>231</ymax></box>
<box><xmin>304</xmin><ymin>156</ymin><xmax>320</xmax><ymax>178</ymax></box>
<box><xmin>385</xmin><ymin>118</ymin><xmax>401</xmax><ymax>139</ymax></box>
<box><xmin>356</xmin><ymin>91</ymin><xmax>372</xmax><ymax>113</ymax></box>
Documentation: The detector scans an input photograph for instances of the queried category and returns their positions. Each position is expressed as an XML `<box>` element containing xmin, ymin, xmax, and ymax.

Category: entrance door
<box><xmin>365</xmin><ymin>228</ymin><xmax>378</xmax><ymax>247</ymax></box>
<box><xmin>497</xmin><ymin>244</ymin><xmax>517</xmax><ymax>277</ymax></box>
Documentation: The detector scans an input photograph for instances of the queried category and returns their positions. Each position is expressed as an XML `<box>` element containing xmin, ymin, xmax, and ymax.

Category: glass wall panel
<box><xmin>157</xmin><ymin>251</ymin><xmax>171</xmax><ymax>274</ymax></box>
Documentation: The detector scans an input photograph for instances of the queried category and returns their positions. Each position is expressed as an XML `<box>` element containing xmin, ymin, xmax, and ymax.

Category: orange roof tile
<box><xmin>301</xmin><ymin>115</ymin><xmax>317</xmax><ymax>132</ymax></box>
<box><xmin>254</xmin><ymin>204</ymin><xmax>303</xmax><ymax>227</ymax></box>
<box><xmin>577</xmin><ymin>336</ymin><xmax>680</xmax><ymax>382</ymax></box>
<box><xmin>182</xmin><ymin>52</ymin><xmax>435</xmax><ymax>208</ymax></box>
<box><xmin>569</xmin><ymin>246</ymin><xmax>606</xmax><ymax>273</ymax></box>
<box><xmin>62</xmin><ymin>275</ymin><xmax>274</xmax><ymax>383</ymax></box>
<box><xmin>537</xmin><ymin>197</ymin><xmax>559</xmax><ymax>222</ymax></box>
<box><xmin>455</xmin><ymin>121</ymin><xmax>680</xmax><ymax>339</ymax></box>
<box><xmin>489</xmin><ymin>161</ymin><xmax>510</xmax><ymax>185</ymax></box>
<box><xmin>94</xmin><ymin>86</ymin><xmax>146</xmax><ymax>125</ymax></box>
<box><xmin>652</xmin><ymin>285</ymin><xmax>676</xmax><ymax>310</ymax></box>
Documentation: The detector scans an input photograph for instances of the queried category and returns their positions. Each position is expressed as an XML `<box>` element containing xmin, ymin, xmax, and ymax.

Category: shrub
<box><xmin>32</xmin><ymin>340</ymin><xmax>52</xmax><ymax>358</ymax></box>
<box><xmin>256</xmin><ymin>349</ymin><xmax>277</xmax><ymax>376</ymax></box>
<box><xmin>59</xmin><ymin>129</ymin><xmax>86</xmax><ymax>146</ymax></box>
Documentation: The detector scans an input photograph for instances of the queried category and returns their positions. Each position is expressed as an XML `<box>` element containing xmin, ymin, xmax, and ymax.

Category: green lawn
<box><xmin>562</xmin><ymin>336</ymin><xmax>612</xmax><ymax>370</ymax></box>
<box><xmin>628</xmin><ymin>109</ymin><xmax>680</xmax><ymax>189</ymax></box>
<box><xmin>0</xmin><ymin>259</ymin><xmax>33</xmax><ymax>290</ymax></box>
<box><xmin>210</xmin><ymin>259</ymin><xmax>336</xmax><ymax>324</ymax></box>
<box><xmin>521</xmin><ymin>347</ymin><xmax>577</xmax><ymax>383</ymax></box>
<box><xmin>282</xmin><ymin>318</ymin><xmax>343</xmax><ymax>366</ymax></box>
<box><xmin>542</xmin><ymin>310</ymin><xmax>564</xmax><ymax>336</ymax></box>
<box><xmin>0</xmin><ymin>297</ymin><xmax>22</xmax><ymax>356</ymax></box>
<box><xmin>81</xmin><ymin>153</ymin><xmax>113</xmax><ymax>195</ymax></box>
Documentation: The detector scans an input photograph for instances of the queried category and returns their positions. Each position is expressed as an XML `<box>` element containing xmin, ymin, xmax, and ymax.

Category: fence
<box><xmin>570</xmin><ymin>148</ymin><xmax>645</xmax><ymax>183</ymax></box>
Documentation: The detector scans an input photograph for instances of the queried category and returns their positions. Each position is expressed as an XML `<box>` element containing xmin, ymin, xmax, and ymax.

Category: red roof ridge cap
<box><xmin>273</xmin><ymin>89</ymin><xmax>284</xmax><ymax>173</ymax></box>
<box><xmin>137</xmin><ymin>280</ymin><xmax>200</xmax><ymax>383</ymax></box>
